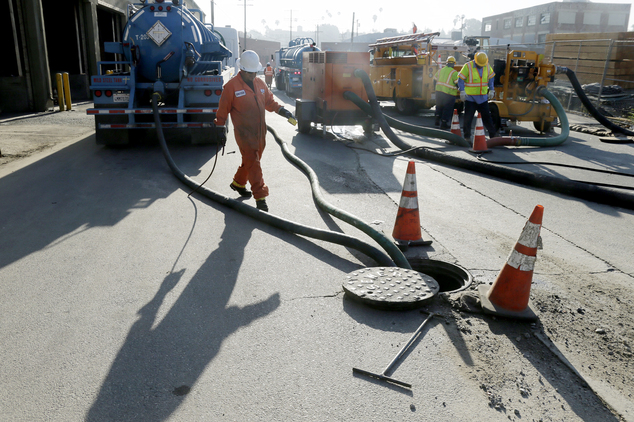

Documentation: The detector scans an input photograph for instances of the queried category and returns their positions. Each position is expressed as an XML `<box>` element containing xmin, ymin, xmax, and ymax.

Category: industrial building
<box><xmin>481</xmin><ymin>0</ymin><xmax>631</xmax><ymax>44</ymax></box>
<box><xmin>1</xmin><ymin>0</ymin><xmax>204</xmax><ymax>113</ymax></box>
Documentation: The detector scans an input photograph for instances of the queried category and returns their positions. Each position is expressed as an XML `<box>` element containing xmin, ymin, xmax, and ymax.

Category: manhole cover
<box><xmin>343</xmin><ymin>267</ymin><xmax>439</xmax><ymax>310</ymax></box>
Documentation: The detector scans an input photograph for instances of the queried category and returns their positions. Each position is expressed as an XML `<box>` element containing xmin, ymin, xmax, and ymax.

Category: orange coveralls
<box><xmin>215</xmin><ymin>73</ymin><xmax>282</xmax><ymax>200</ymax></box>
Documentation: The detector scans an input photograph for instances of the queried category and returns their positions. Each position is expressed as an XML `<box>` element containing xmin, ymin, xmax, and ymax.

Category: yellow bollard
<box><xmin>55</xmin><ymin>73</ymin><xmax>65</xmax><ymax>112</ymax></box>
<box><xmin>62</xmin><ymin>72</ymin><xmax>72</xmax><ymax>111</ymax></box>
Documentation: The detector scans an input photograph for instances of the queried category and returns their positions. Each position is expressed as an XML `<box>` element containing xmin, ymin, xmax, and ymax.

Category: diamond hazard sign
<box><xmin>147</xmin><ymin>21</ymin><xmax>171</xmax><ymax>46</ymax></box>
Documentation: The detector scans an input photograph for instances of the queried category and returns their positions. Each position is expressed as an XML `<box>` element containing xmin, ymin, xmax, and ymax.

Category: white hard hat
<box><xmin>240</xmin><ymin>50</ymin><xmax>263</xmax><ymax>72</ymax></box>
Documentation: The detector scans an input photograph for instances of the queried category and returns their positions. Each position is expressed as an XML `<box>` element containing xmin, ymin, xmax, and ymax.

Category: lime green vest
<box><xmin>459</xmin><ymin>61</ymin><xmax>494</xmax><ymax>96</ymax></box>
<box><xmin>435</xmin><ymin>66</ymin><xmax>459</xmax><ymax>96</ymax></box>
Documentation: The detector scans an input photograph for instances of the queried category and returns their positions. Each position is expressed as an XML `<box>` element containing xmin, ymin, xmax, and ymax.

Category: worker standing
<box><xmin>264</xmin><ymin>62</ymin><xmax>274</xmax><ymax>89</ymax></box>
<box><xmin>215</xmin><ymin>50</ymin><xmax>295</xmax><ymax>212</ymax></box>
<box><xmin>434</xmin><ymin>56</ymin><xmax>459</xmax><ymax>130</ymax></box>
<box><xmin>457</xmin><ymin>51</ymin><xmax>498</xmax><ymax>141</ymax></box>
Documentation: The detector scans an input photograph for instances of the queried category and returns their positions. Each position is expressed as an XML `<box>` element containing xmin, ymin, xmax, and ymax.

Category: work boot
<box><xmin>256</xmin><ymin>199</ymin><xmax>268</xmax><ymax>212</ymax></box>
<box><xmin>440</xmin><ymin>120</ymin><xmax>450</xmax><ymax>130</ymax></box>
<box><xmin>434</xmin><ymin>116</ymin><xmax>440</xmax><ymax>127</ymax></box>
<box><xmin>230</xmin><ymin>182</ymin><xmax>252</xmax><ymax>198</ymax></box>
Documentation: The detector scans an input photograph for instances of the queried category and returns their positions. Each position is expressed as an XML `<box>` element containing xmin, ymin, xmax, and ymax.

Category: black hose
<box><xmin>267</xmin><ymin>125</ymin><xmax>412</xmax><ymax>269</ymax></box>
<box><xmin>345</xmin><ymin>76</ymin><xmax>634</xmax><ymax>210</ymax></box>
<box><xmin>150</xmin><ymin>93</ymin><xmax>396</xmax><ymax>267</ymax></box>
<box><xmin>563</xmin><ymin>67</ymin><xmax>634</xmax><ymax>137</ymax></box>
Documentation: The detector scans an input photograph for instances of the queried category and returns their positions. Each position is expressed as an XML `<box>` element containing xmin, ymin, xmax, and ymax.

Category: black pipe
<box><xmin>267</xmin><ymin>125</ymin><xmax>412</xmax><ymax>269</ymax></box>
<box><xmin>561</xmin><ymin>67</ymin><xmax>634</xmax><ymax>137</ymax></box>
<box><xmin>150</xmin><ymin>93</ymin><xmax>396</xmax><ymax>267</ymax></box>
<box><xmin>345</xmin><ymin>75</ymin><xmax>634</xmax><ymax>210</ymax></box>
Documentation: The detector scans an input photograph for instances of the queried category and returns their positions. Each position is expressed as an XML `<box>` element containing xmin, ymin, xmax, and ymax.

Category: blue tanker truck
<box><xmin>87</xmin><ymin>0</ymin><xmax>231</xmax><ymax>145</ymax></box>
<box><xmin>274</xmin><ymin>38</ymin><xmax>320</xmax><ymax>97</ymax></box>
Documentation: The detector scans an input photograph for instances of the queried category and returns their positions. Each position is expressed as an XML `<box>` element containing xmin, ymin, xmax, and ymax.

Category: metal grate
<box><xmin>326</xmin><ymin>52</ymin><xmax>349</xmax><ymax>64</ymax></box>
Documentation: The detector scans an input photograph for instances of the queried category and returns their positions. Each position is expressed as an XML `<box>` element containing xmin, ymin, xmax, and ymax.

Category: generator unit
<box><xmin>86</xmin><ymin>0</ymin><xmax>231</xmax><ymax>145</ymax></box>
<box><xmin>490</xmin><ymin>50</ymin><xmax>558</xmax><ymax>133</ymax></box>
<box><xmin>295</xmin><ymin>51</ymin><xmax>373</xmax><ymax>135</ymax></box>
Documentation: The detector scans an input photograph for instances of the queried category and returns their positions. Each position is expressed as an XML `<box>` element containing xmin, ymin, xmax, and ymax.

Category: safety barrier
<box><xmin>55</xmin><ymin>72</ymin><xmax>72</xmax><ymax>112</ymax></box>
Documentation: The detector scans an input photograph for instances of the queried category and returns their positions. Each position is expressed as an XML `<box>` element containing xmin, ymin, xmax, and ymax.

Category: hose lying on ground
<box><xmin>561</xmin><ymin>67</ymin><xmax>634</xmax><ymax>137</ymax></box>
<box><xmin>267</xmin><ymin>125</ymin><xmax>412</xmax><ymax>270</ymax></box>
<box><xmin>150</xmin><ymin>93</ymin><xmax>397</xmax><ymax>267</ymax></box>
<box><xmin>346</xmin><ymin>70</ymin><xmax>634</xmax><ymax>210</ymax></box>
<box><xmin>487</xmin><ymin>86</ymin><xmax>570</xmax><ymax>148</ymax></box>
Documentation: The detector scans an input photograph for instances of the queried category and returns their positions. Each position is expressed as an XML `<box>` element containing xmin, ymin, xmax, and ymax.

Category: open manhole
<box><xmin>409</xmin><ymin>259</ymin><xmax>473</xmax><ymax>293</ymax></box>
<box><xmin>342</xmin><ymin>267</ymin><xmax>440</xmax><ymax>310</ymax></box>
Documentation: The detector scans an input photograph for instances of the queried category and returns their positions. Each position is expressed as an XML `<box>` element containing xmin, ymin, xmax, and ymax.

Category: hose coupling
<box><xmin>555</xmin><ymin>66</ymin><xmax>569</xmax><ymax>74</ymax></box>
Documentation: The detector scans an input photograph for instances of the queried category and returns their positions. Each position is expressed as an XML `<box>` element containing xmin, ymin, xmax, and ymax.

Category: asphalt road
<box><xmin>0</xmin><ymin>92</ymin><xmax>633</xmax><ymax>421</ymax></box>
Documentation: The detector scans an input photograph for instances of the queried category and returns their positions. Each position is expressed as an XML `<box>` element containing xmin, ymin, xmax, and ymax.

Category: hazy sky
<box><xmin>201</xmin><ymin>0</ymin><xmax>634</xmax><ymax>36</ymax></box>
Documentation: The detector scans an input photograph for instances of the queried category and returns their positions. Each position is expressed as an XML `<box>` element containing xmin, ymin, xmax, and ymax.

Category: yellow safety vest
<box><xmin>435</xmin><ymin>66</ymin><xmax>459</xmax><ymax>96</ymax></box>
<box><xmin>459</xmin><ymin>61</ymin><xmax>495</xmax><ymax>96</ymax></box>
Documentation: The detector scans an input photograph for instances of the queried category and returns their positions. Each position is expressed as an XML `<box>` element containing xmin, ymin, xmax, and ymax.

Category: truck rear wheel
<box><xmin>395</xmin><ymin>97</ymin><xmax>416</xmax><ymax>115</ymax></box>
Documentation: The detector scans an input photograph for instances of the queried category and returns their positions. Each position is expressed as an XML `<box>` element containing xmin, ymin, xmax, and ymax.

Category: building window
<box><xmin>540</xmin><ymin>13</ymin><xmax>550</xmax><ymax>24</ymax></box>
<box><xmin>484</xmin><ymin>23</ymin><xmax>492</xmax><ymax>32</ymax></box>
<box><xmin>504</xmin><ymin>18</ymin><xmax>512</xmax><ymax>29</ymax></box>
<box><xmin>515</xmin><ymin>17</ymin><xmax>523</xmax><ymax>27</ymax></box>
<box><xmin>558</xmin><ymin>11</ymin><xmax>576</xmax><ymax>25</ymax></box>
<box><xmin>608</xmin><ymin>13</ymin><xmax>626</xmax><ymax>26</ymax></box>
<box><xmin>538</xmin><ymin>33</ymin><xmax>547</xmax><ymax>43</ymax></box>
<box><xmin>583</xmin><ymin>12</ymin><xmax>601</xmax><ymax>25</ymax></box>
<box><xmin>527</xmin><ymin>15</ymin><xmax>536</xmax><ymax>26</ymax></box>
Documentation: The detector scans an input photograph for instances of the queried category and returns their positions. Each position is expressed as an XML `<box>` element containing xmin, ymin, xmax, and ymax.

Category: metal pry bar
<box><xmin>353</xmin><ymin>311</ymin><xmax>436</xmax><ymax>389</ymax></box>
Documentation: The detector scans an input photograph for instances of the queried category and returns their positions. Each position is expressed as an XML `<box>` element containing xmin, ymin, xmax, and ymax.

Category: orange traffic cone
<box><xmin>469</xmin><ymin>112</ymin><xmax>490</xmax><ymax>153</ymax></box>
<box><xmin>478</xmin><ymin>205</ymin><xmax>544</xmax><ymax>321</ymax></box>
<box><xmin>391</xmin><ymin>161</ymin><xmax>432</xmax><ymax>248</ymax></box>
<box><xmin>450</xmin><ymin>109</ymin><xmax>462</xmax><ymax>137</ymax></box>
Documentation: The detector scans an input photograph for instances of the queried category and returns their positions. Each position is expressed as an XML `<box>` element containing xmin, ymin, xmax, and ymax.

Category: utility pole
<box><xmin>315</xmin><ymin>24</ymin><xmax>321</xmax><ymax>46</ymax></box>
<box><xmin>351</xmin><ymin>12</ymin><xmax>355</xmax><ymax>43</ymax></box>
<box><xmin>237</xmin><ymin>0</ymin><xmax>253</xmax><ymax>51</ymax></box>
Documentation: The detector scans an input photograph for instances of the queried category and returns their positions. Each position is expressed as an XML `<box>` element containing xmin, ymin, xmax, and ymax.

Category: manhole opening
<box><xmin>409</xmin><ymin>259</ymin><xmax>473</xmax><ymax>293</ymax></box>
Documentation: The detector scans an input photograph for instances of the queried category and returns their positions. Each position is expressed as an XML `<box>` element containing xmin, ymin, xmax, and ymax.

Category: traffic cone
<box><xmin>450</xmin><ymin>109</ymin><xmax>462</xmax><ymax>137</ymax></box>
<box><xmin>478</xmin><ymin>205</ymin><xmax>544</xmax><ymax>321</ymax></box>
<box><xmin>391</xmin><ymin>161</ymin><xmax>432</xmax><ymax>248</ymax></box>
<box><xmin>469</xmin><ymin>112</ymin><xmax>491</xmax><ymax>153</ymax></box>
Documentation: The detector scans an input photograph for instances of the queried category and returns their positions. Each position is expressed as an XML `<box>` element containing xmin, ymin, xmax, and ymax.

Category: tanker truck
<box><xmin>87</xmin><ymin>0</ymin><xmax>231</xmax><ymax>145</ymax></box>
<box><xmin>274</xmin><ymin>38</ymin><xmax>320</xmax><ymax>97</ymax></box>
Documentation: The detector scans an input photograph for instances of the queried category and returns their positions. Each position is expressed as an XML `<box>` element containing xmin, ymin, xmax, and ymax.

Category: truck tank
<box><xmin>122</xmin><ymin>1</ymin><xmax>230</xmax><ymax>82</ymax></box>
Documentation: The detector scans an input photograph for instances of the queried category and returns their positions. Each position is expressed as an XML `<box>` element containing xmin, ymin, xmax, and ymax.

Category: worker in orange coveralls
<box><xmin>215</xmin><ymin>50</ymin><xmax>294</xmax><ymax>212</ymax></box>
<box><xmin>264</xmin><ymin>62</ymin><xmax>274</xmax><ymax>89</ymax></box>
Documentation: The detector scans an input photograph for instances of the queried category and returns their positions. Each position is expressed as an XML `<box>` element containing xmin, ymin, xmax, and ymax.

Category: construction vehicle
<box><xmin>369</xmin><ymin>32</ymin><xmax>461</xmax><ymax>115</ymax></box>
<box><xmin>274</xmin><ymin>38</ymin><xmax>320</xmax><ymax>97</ymax></box>
<box><xmin>295</xmin><ymin>51</ymin><xmax>374</xmax><ymax>135</ymax></box>
<box><xmin>86</xmin><ymin>0</ymin><xmax>230</xmax><ymax>145</ymax></box>
<box><xmin>490</xmin><ymin>49</ymin><xmax>558</xmax><ymax>133</ymax></box>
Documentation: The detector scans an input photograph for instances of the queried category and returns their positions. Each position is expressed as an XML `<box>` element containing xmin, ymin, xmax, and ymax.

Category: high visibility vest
<box><xmin>435</xmin><ymin>66</ymin><xmax>459</xmax><ymax>96</ymax></box>
<box><xmin>264</xmin><ymin>66</ymin><xmax>274</xmax><ymax>76</ymax></box>
<box><xmin>459</xmin><ymin>61</ymin><xmax>495</xmax><ymax>96</ymax></box>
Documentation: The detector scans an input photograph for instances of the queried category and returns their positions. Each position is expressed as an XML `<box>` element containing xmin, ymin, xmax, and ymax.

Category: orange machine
<box><xmin>295</xmin><ymin>51</ymin><xmax>374</xmax><ymax>135</ymax></box>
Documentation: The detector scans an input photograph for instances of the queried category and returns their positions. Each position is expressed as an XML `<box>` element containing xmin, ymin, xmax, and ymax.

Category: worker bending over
<box><xmin>215</xmin><ymin>50</ymin><xmax>294</xmax><ymax>212</ymax></box>
<box><xmin>434</xmin><ymin>56</ymin><xmax>459</xmax><ymax>130</ymax></box>
<box><xmin>457</xmin><ymin>52</ymin><xmax>498</xmax><ymax>141</ymax></box>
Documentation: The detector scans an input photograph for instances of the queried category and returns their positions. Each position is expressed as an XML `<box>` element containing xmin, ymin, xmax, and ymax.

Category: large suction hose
<box><xmin>266</xmin><ymin>125</ymin><xmax>412</xmax><ymax>269</ymax></box>
<box><xmin>150</xmin><ymin>93</ymin><xmax>396</xmax><ymax>267</ymax></box>
<box><xmin>352</xmin><ymin>69</ymin><xmax>471</xmax><ymax>148</ymax></box>
<box><xmin>346</xmin><ymin>74</ymin><xmax>634</xmax><ymax>210</ymax></box>
<box><xmin>560</xmin><ymin>67</ymin><xmax>634</xmax><ymax>137</ymax></box>
<box><xmin>487</xmin><ymin>86</ymin><xmax>570</xmax><ymax>148</ymax></box>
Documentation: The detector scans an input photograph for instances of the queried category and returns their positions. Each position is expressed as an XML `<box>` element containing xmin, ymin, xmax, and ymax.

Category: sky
<box><xmin>198</xmin><ymin>0</ymin><xmax>634</xmax><ymax>37</ymax></box>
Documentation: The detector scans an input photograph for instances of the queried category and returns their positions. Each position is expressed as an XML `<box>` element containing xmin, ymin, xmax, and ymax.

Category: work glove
<box><xmin>217</xmin><ymin>126</ymin><xmax>227</xmax><ymax>146</ymax></box>
<box><xmin>459</xmin><ymin>91</ymin><xmax>466</xmax><ymax>102</ymax></box>
<box><xmin>488</xmin><ymin>90</ymin><xmax>495</xmax><ymax>100</ymax></box>
<box><xmin>278</xmin><ymin>107</ymin><xmax>294</xmax><ymax>119</ymax></box>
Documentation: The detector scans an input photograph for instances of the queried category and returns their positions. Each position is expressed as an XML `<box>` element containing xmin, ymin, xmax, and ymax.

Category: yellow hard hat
<box><xmin>475</xmin><ymin>51</ymin><xmax>488</xmax><ymax>67</ymax></box>
<box><xmin>447</xmin><ymin>56</ymin><xmax>456</xmax><ymax>64</ymax></box>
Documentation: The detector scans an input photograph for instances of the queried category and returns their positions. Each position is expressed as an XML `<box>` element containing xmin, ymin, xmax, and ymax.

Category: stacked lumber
<box><xmin>545</xmin><ymin>32</ymin><xmax>634</xmax><ymax>89</ymax></box>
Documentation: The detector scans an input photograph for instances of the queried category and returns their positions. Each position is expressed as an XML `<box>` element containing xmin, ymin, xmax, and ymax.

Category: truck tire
<box><xmin>490</xmin><ymin>103</ymin><xmax>501</xmax><ymax>134</ymax></box>
<box><xmin>275</xmin><ymin>73</ymin><xmax>285</xmax><ymax>90</ymax></box>
<box><xmin>395</xmin><ymin>97</ymin><xmax>416</xmax><ymax>115</ymax></box>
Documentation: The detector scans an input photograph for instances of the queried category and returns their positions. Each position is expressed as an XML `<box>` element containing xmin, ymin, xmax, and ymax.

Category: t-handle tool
<box><xmin>353</xmin><ymin>311</ymin><xmax>436</xmax><ymax>389</ymax></box>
